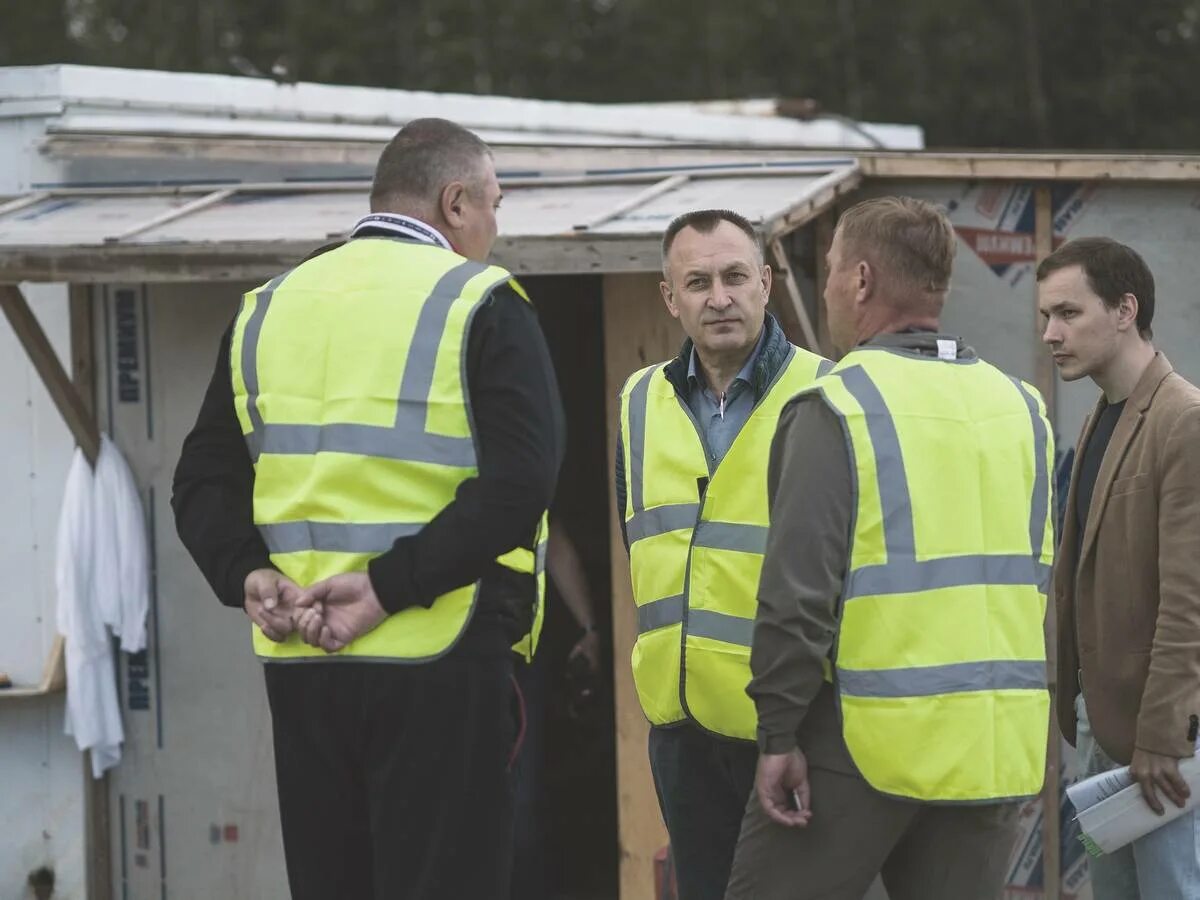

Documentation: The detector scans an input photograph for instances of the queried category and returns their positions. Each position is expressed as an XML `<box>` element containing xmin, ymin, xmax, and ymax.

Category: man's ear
<box><xmin>1116</xmin><ymin>292</ymin><xmax>1140</xmax><ymax>332</ymax></box>
<box><xmin>660</xmin><ymin>279</ymin><xmax>680</xmax><ymax>319</ymax></box>
<box><xmin>441</xmin><ymin>181</ymin><xmax>468</xmax><ymax>228</ymax></box>
<box><xmin>760</xmin><ymin>264</ymin><xmax>773</xmax><ymax>303</ymax></box>
<box><xmin>856</xmin><ymin>260</ymin><xmax>874</xmax><ymax>304</ymax></box>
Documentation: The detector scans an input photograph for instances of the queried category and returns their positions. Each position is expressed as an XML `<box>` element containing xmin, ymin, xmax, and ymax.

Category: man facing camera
<box><xmin>615</xmin><ymin>208</ymin><xmax>831</xmax><ymax>900</ymax></box>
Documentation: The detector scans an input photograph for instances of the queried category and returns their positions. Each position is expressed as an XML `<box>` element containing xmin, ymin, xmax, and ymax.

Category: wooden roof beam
<box><xmin>0</xmin><ymin>283</ymin><xmax>100</xmax><ymax>466</ymax></box>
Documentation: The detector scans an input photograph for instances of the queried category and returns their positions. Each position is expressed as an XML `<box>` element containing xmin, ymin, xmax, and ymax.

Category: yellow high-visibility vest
<box><xmin>230</xmin><ymin>237</ymin><xmax>547</xmax><ymax>662</ymax></box>
<box><xmin>619</xmin><ymin>344</ymin><xmax>831</xmax><ymax>740</ymax></box>
<box><xmin>807</xmin><ymin>345</ymin><xmax>1053</xmax><ymax>801</ymax></box>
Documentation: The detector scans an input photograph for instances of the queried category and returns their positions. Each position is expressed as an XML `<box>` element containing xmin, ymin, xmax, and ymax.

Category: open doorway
<box><xmin>517</xmin><ymin>274</ymin><xmax>618</xmax><ymax>900</ymax></box>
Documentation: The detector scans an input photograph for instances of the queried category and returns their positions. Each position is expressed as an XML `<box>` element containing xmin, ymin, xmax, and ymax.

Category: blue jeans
<box><xmin>1076</xmin><ymin>694</ymin><xmax>1200</xmax><ymax>900</ymax></box>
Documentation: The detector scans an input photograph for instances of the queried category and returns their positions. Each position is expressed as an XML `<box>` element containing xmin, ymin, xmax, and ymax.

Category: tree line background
<box><xmin>4</xmin><ymin>0</ymin><xmax>1200</xmax><ymax>149</ymax></box>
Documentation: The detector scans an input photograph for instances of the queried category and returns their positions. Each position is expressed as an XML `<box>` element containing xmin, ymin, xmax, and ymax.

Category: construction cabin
<box><xmin>3</xmin><ymin>64</ymin><xmax>1200</xmax><ymax>900</ymax></box>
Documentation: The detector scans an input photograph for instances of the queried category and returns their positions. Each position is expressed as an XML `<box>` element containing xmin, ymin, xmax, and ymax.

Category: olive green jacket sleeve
<box><xmin>749</xmin><ymin>394</ymin><xmax>852</xmax><ymax>754</ymax></box>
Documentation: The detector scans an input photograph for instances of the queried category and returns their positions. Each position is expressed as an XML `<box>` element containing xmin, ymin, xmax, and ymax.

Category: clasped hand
<box><xmin>242</xmin><ymin>569</ymin><xmax>387</xmax><ymax>653</ymax></box>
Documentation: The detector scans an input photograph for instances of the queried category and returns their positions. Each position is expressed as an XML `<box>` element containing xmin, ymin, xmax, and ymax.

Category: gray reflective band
<box><xmin>846</xmin><ymin>556</ymin><xmax>1052</xmax><ymax>601</ymax></box>
<box><xmin>837</xmin><ymin>659</ymin><xmax>1047</xmax><ymax>699</ymax></box>
<box><xmin>257</xmin><ymin>422</ymin><xmax>474</xmax><ymax>468</ymax></box>
<box><xmin>1009</xmin><ymin>378</ymin><xmax>1050</xmax><ymax>565</ymax></box>
<box><xmin>837</xmin><ymin>366</ymin><xmax>915</xmax><ymax>556</ymax></box>
<box><xmin>626</xmin><ymin>366</ymin><xmax>657</xmax><ymax>515</ymax></box>
<box><xmin>817</xmin><ymin>358</ymin><xmax>835</xmax><ymax>377</ymax></box>
<box><xmin>627</xmin><ymin>503</ymin><xmax>699</xmax><ymax>544</ymax></box>
<box><xmin>636</xmin><ymin>596</ymin><xmax>754</xmax><ymax>647</ymax></box>
<box><xmin>687</xmin><ymin>609</ymin><xmax>754</xmax><ymax>647</ymax></box>
<box><xmin>693</xmin><ymin>520</ymin><xmax>769</xmax><ymax>555</ymax></box>
<box><xmin>836</xmin><ymin>365</ymin><xmax>1048</xmax><ymax>601</ymax></box>
<box><xmin>259</xmin><ymin>521</ymin><xmax>423</xmax><ymax>555</ymax></box>
<box><xmin>244</xmin><ymin>260</ymin><xmax>488</xmax><ymax>465</ymax></box>
<box><xmin>637</xmin><ymin>594</ymin><xmax>685</xmax><ymax>633</ymax></box>
<box><xmin>241</xmin><ymin>271</ymin><xmax>291</xmax><ymax>459</ymax></box>
<box><xmin>396</xmin><ymin>261</ymin><xmax>489</xmax><ymax>412</ymax></box>
<box><xmin>535</xmin><ymin>539</ymin><xmax>548</xmax><ymax>575</ymax></box>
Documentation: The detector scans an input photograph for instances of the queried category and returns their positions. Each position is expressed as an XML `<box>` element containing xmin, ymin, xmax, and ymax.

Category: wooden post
<box><xmin>0</xmin><ymin>283</ymin><xmax>100</xmax><ymax>465</ymax></box>
<box><xmin>603</xmin><ymin>273</ymin><xmax>682</xmax><ymax>900</ymax></box>
<box><xmin>70</xmin><ymin>284</ymin><xmax>114</xmax><ymax>900</ymax></box>
<box><xmin>1033</xmin><ymin>185</ymin><xmax>1060</xmax><ymax>900</ymax></box>
<box><xmin>768</xmin><ymin>238</ymin><xmax>820</xmax><ymax>352</ymax></box>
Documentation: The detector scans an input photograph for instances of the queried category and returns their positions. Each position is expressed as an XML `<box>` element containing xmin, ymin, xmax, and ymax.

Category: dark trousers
<box><xmin>263</xmin><ymin>651</ymin><xmax>516</xmax><ymax>900</ymax></box>
<box><xmin>510</xmin><ymin>652</ymin><xmax>550</xmax><ymax>900</ymax></box>
<box><xmin>648</xmin><ymin>723</ymin><xmax>759</xmax><ymax>900</ymax></box>
<box><xmin>726</xmin><ymin>765</ymin><xmax>1021</xmax><ymax>900</ymax></box>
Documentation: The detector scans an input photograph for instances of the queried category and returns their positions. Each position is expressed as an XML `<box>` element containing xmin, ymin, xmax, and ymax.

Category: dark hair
<box><xmin>661</xmin><ymin>209</ymin><xmax>760</xmax><ymax>270</ymax></box>
<box><xmin>370</xmin><ymin>118</ymin><xmax>492</xmax><ymax>211</ymax></box>
<box><xmin>1036</xmin><ymin>237</ymin><xmax>1155</xmax><ymax>338</ymax></box>
<box><xmin>836</xmin><ymin>196</ymin><xmax>956</xmax><ymax>294</ymax></box>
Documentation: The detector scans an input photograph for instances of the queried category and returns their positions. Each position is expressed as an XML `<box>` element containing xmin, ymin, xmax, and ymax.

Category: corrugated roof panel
<box><xmin>496</xmin><ymin>184</ymin><xmax>639</xmax><ymax>235</ymax></box>
<box><xmin>0</xmin><ymin>161</ymin><xmax>859</xmax><ymax>280</ymax></box>
<box><xmin>0</xmin><ymin>194</ymin><xmax>185</xmax><ymax>245</ymax></box>
<box><xmin>142</xmin><ymin>190</ymin><xmax>366</xmax><ymax>244</ymax></box>
<box><xmin>590</xmin><ymin>174</ymin><xmax>832</xmax><ymax>234</ymax></box>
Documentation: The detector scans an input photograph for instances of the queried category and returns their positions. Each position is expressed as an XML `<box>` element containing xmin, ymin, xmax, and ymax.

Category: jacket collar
<box><xmin>1126</xmin><ymin>351</ymin><xmax>1174</xmax><ymax>413</ymax></box>
<box><xmin>663</xmin><ymin>313</ymin><xmax>792</xmax><ymax>400</ymax></box>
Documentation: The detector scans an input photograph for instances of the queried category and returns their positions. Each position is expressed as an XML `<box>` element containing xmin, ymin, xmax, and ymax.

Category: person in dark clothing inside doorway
<box><xmin>172</xmin><ymin>118</ymin><xmax>565</xmax><ymax>900</ymax></box>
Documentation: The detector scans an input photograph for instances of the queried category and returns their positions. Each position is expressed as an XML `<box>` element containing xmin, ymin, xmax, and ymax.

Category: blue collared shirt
<box><xmin>685</xmin><ymin>327</ymin><xmax>766</xmax><ymax>467</ymax></box>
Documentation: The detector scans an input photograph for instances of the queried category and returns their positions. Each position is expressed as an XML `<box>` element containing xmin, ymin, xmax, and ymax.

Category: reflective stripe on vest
<box><xmin>621</xmin><ymin>345</ymin><xmax>832</xmax><ymax>739</ymax></box>
<box><xmin>810</xmin><ymin>347</ymin><xmax>1052</xmax><ymax>802</ymax></box>
<box><xmin>232</xmin><ymin>239</ymin><xmax>547</xmax><ymax>662</ymax></box>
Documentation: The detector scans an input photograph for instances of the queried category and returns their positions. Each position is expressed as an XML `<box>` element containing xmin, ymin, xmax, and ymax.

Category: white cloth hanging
<box><xmin>55</xmin><ymin>434</ymin><xmax>150</xmax><ymax>778</ymax></box>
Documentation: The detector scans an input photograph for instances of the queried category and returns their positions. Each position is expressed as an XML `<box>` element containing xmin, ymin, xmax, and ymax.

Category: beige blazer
<box><xmin>1055</xmin><ymin>353</ymin><xmax>1200</xmax><ymax>763</ymax></box>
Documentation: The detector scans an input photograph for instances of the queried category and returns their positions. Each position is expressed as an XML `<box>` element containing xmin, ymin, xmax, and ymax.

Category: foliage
<box><xmin>3</xmin><ymin>0</ymin><xmax>1199</xmax><ymax>149</ymax></box>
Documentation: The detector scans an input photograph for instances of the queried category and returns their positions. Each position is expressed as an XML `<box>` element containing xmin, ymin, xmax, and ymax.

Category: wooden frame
<box><xmin>604</xmin><ymin>273</ymin><xmax>681</xmax><ymax>900</ymax></box>
<box><xmin>0</xmin><ymin>635</ymin><xmax>65</xmax><ymax>698</ymax></box>
<box><xmin>1033</xmin><ymin>186</ymin><xmax>1061</xmax><ymax>900</ymax></box>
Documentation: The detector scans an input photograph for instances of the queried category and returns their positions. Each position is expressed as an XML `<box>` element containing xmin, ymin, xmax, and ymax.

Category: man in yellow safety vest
<box><xmin>727</xmin><ymin>197</ymin><xmax>1053</xmax><ymax>900</ymax></box>
<box><xmin>173</xmin><ymin>118</ymin><xmax>564</xmax><ymax>899</ymax></box>
<box><xmin>616</xmin><ymin>208</ymin><xmax>830</xmax><ymax>900</ymax></box>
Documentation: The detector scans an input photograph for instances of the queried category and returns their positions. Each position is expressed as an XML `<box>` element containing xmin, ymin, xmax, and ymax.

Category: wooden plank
<box><xmin>768</xmin><ymin>238</ymin><xmax>819</xmax><ymax>351</ymax></box>
<box><xmin>0</xmin><ymin>635</ymin><xmax>65</xmax><ymax>698</ymax></box>
<box><xmin>0</xmin><ymin>191</ymin><xmax>50</xmax><ymax>218</ymax></box>
<box><xmin>0</xmin><ymin>237</ymin><xmax>669</xmax><ymax>283</ymax></box>
<box><xmin>603</xmin><ymin>273</ymin><xmax>681</xmax><ymax>900</ymax></box>
<box><xmin>0</xmin><ymin>284</ymin><xmax>100</xmax><ymax>465</ymax></box>
<box><xmin>760</xmin><ymin>165</ymin><xmax>862</xmax><ymax>239</ymax></box>
<box><xmin>1033</xmin><ymin>187</ymin><xmax>1057</xmax><ymax>424</ymax></box>
<box><xmin>105</xmin><ymin>188</ymin><xmax>237</xmax><ymax>243</ymax></box>
<box><xmin>1033</xmin><ymin>184</ymin><xmax>1060</xmax><ymax>900</ymax></box>
<box><xmin>70</xmin><ymin>283</ymin><xmax>114</xmax><ymax>900</ymax></box>
<box><xmin>859</xmin><ymin>151</ymin><xmax>1200</xmax><ymax>182</ymax></box>
<box><xmin>574</xmin><ymin>175</ymin><xmax>689</xmax><ymax>231</ymax></box>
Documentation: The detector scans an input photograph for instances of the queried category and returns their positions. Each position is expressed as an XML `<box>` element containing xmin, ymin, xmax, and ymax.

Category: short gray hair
<box><xmin>661</xmin><ymin>208</ymin><xmax>761</xmax><ymax>278</ymax></box>
<box><xmin>370</xmin><ymin>118</ymin><xmax>492</xmax><ymax>211</ymax></box>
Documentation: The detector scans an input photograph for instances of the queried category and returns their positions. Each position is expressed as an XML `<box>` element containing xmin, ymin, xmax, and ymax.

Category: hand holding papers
<box><xmin>1068</xmin><ymin>751</ymin><xmax>1200</xmax><ymax>856</ymax></box>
